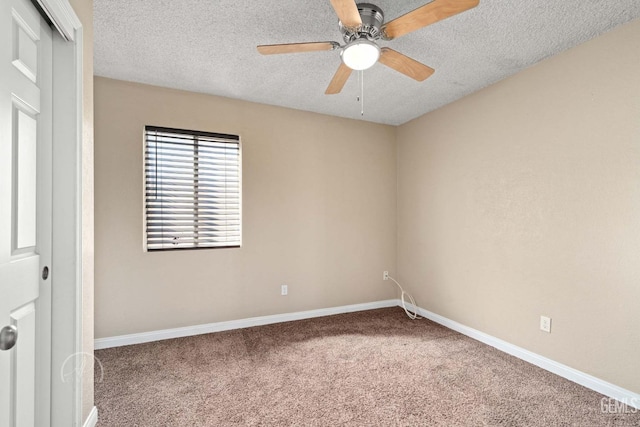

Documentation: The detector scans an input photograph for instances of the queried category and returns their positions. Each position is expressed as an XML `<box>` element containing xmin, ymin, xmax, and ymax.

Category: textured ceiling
<box><xmin>94</xmin><ymin>1</ymin><xmax>640</xmax><ymax>125</ymax></box>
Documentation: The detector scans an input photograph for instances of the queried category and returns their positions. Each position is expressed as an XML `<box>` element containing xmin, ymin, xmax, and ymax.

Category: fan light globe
<box><xmin>341</xmin><ymin>38</ymin><xmax>380</xmax><ymax>71</ymax></box>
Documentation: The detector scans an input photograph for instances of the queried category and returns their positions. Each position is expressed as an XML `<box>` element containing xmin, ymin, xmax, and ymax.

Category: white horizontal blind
<box><xmin>145</xmin><ymin>126</ymin><xmax>241</xmax><ymax>251</ymax></box>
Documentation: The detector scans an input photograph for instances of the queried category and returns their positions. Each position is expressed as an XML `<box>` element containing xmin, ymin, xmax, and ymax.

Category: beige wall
<box><xmin>397</xmin><ymin>18</ymin><xmax>640</xmax><ymax>393</ymax></box>
<box><xmin>68</xmin><ymin>0</ymin><xmax>94</xmax><ymax>422</ymax></box>
<box><xmin>94</xmin><ymin>77</ymin><xmax>397</xmax><ymax>338</ymax></box>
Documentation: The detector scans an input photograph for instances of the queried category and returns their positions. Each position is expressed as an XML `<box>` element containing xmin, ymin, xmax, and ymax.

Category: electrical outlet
<box><xmin>383</xmin><ymin>271</ymin><xmax>389</xmax><ymax>281</ymax></box>
<box><xmin>540</xmin><ymin>315</ymin><xmax>551</xmax><ymax>333</ymax></box>
<box><xmin>281</xmin><ymin>285</ymin><xmax>288</xmax><ymax>296</ymax></box>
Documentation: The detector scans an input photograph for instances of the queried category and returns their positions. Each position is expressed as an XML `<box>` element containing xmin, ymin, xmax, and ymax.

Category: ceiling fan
<box><xmin>257</xmin><ymin>0</ymin><xmax>479</xmax><ymax>95</ymax></box>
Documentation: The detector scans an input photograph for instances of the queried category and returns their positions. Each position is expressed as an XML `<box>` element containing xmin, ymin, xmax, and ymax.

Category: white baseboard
<box><xmin>94</xmin><ymin>299</ymin><xmax>398</xmax><ymax>350</ymax></box>
<box><xmin>403</xmin><ymin>301</ymin><xmax>640</xmax><ymax>410</ymax></box>
<box><xmin>93</xmin><ymin>298</ymin><xmax>639</xmax><ymax>411</ymax></box>
<box><xmin>82</xmin><ymin>406</ymin><xmax>98</xmax><ymax>427</ymax></box>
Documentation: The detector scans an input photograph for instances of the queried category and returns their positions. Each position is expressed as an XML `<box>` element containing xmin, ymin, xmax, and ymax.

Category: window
<box><xmin>144</xmin><ymin>126</ymin><xmax>241</xmax><ymax>251</ymax></box>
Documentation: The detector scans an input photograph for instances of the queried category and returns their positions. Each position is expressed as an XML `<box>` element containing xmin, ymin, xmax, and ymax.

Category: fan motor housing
<box><xmin>339</xmin><ymin>3</ymin><xmax>384</xmax><ymax>43</ymax></box>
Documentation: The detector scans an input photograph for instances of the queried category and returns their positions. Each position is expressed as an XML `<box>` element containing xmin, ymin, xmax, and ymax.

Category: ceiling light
<box><xmin>341</xmin><ymin>38</ymin><xmax>380</xmax><ymax>71</ymax></box>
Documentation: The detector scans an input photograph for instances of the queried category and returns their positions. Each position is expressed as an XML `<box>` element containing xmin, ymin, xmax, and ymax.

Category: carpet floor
<box><xmin>94</xmin><ymin>308</ymin><xmax>640</xmax><ymax>426</ymax></box>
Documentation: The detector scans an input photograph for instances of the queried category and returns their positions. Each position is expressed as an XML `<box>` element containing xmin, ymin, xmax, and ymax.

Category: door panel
<box><xmin>9</xmin><ymin>0</ymin><xmax>40</xmax><ymax>112</ymax></box>
<box><xmin>11</xmin><ymin>302</ymin><xmax>36</xmax><ymax>427</ymax></box>
<box><xmin>15</xmin><ymin>107</ymin><xmax>38</xmax><ymax>250</ymax></box>
<box><xmin>13</xmin><ymin>23</ymin><xmax>39</xmax><ymax>83</ymax></box>
<box><xmin>0</xmin><ymin>0</ymin><xmax>52</xmax><ymax>425</ymax></box>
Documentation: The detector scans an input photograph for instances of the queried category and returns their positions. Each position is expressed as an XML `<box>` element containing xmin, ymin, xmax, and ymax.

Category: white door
<box><xmin>0</xmin><ymin>0</ymin><xmax>52</xmax><ymax>425</ymax></box>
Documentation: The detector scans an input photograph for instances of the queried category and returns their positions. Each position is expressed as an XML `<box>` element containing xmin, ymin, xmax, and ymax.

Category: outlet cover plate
<box><xmin>540</xmin><ymin>315</ymin><xmax>551</xmax><ymax>333</ymax></box>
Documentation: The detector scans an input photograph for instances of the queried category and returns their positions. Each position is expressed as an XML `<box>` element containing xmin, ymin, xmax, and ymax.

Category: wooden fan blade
<box><xmin>382</xmin><ymin>0</ymin><xmax>479</xmax><ymax>40</ymax></box>
<box><xmin>330</xmin><ymin>0</ymin><xmax>362</xmax><ymax>29</ymax></box>
<box><xmin>325</xmin><ymin>63</ymin><xmax>353</xmax><ymax>95</ymax></box>
<box><xmin>379</xmin><ymin>48</ymin><xmax>435</xmax><ymax>81</ymax></box>
<box><xmin>257</xmin><ymin>42</ymin><xmax>338</xmax><ymax>55</ymax></box>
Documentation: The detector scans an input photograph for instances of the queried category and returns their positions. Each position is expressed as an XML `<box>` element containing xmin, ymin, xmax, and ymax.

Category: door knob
<box><xmin>0</xmin><ymin>325</ymin><xmax>18</xmax><ymax>351</ymax></box>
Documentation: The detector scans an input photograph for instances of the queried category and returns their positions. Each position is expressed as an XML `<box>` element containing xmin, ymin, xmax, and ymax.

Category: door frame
<box><xmin>34</xmin><ymin>0</ymin><xmax>85</xmax><ymax>425</ymax></box>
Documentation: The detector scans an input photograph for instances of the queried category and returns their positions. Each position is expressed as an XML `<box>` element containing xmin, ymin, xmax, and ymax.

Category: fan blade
<box><xmin>257</xmin><ymin>42</ymin><xmax>339</xmax><ymax>55</ymax></box>
<box><xmin>325</xmin><ymin>62</ymin><xmax>353</xmax><ymax>95</ymax></box>
<box><xmin>379</xmin><ymin>48</ymin><xmax>435</xmax><ymax>81</ymax></box>
<box><xmin>330</xmin><ymin>0</ymin><xmax>362</xmax><ymax>29</ymax></box>
<box><xmin>382</xmin><ymin>0</ymin><xmax>479</xmax><ymax>40</ymax></box>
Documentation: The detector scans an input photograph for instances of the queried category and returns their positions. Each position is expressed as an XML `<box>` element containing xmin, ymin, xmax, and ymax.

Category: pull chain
<box><xmin>360</xmin><ymin>70</ymin><xmax>364</xmax><ymax>116</ymax></box>
<box><xmin>356</xmin><ymin>70</ymin><xmax>364</xmax><ymax>116</ymax></box>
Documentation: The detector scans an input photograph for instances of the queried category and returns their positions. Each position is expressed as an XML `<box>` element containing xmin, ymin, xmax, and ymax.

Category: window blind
<box><xmin>144</xmin><ymin>126</ymin><xmax>241</xmax><ymax>251</ymax></box>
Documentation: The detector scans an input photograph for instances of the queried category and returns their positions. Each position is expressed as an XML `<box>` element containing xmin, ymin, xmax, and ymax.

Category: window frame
<box><xmin>143</xmin><ymin>125</ymin><xmax>242</xmax><ymax>252</ymax></box>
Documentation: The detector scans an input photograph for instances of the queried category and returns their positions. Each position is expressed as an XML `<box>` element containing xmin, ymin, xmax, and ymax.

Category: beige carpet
<box><xmin>95</xmin><ymin>308</ymin><xmax>640</xmax><ymax>426</ymax></box>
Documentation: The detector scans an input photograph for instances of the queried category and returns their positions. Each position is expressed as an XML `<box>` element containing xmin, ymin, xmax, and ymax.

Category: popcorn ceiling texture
<box><xmin>93</xmin><ymin>1</ymin><xmax>640</xmax><ymax>125</ymax></box>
